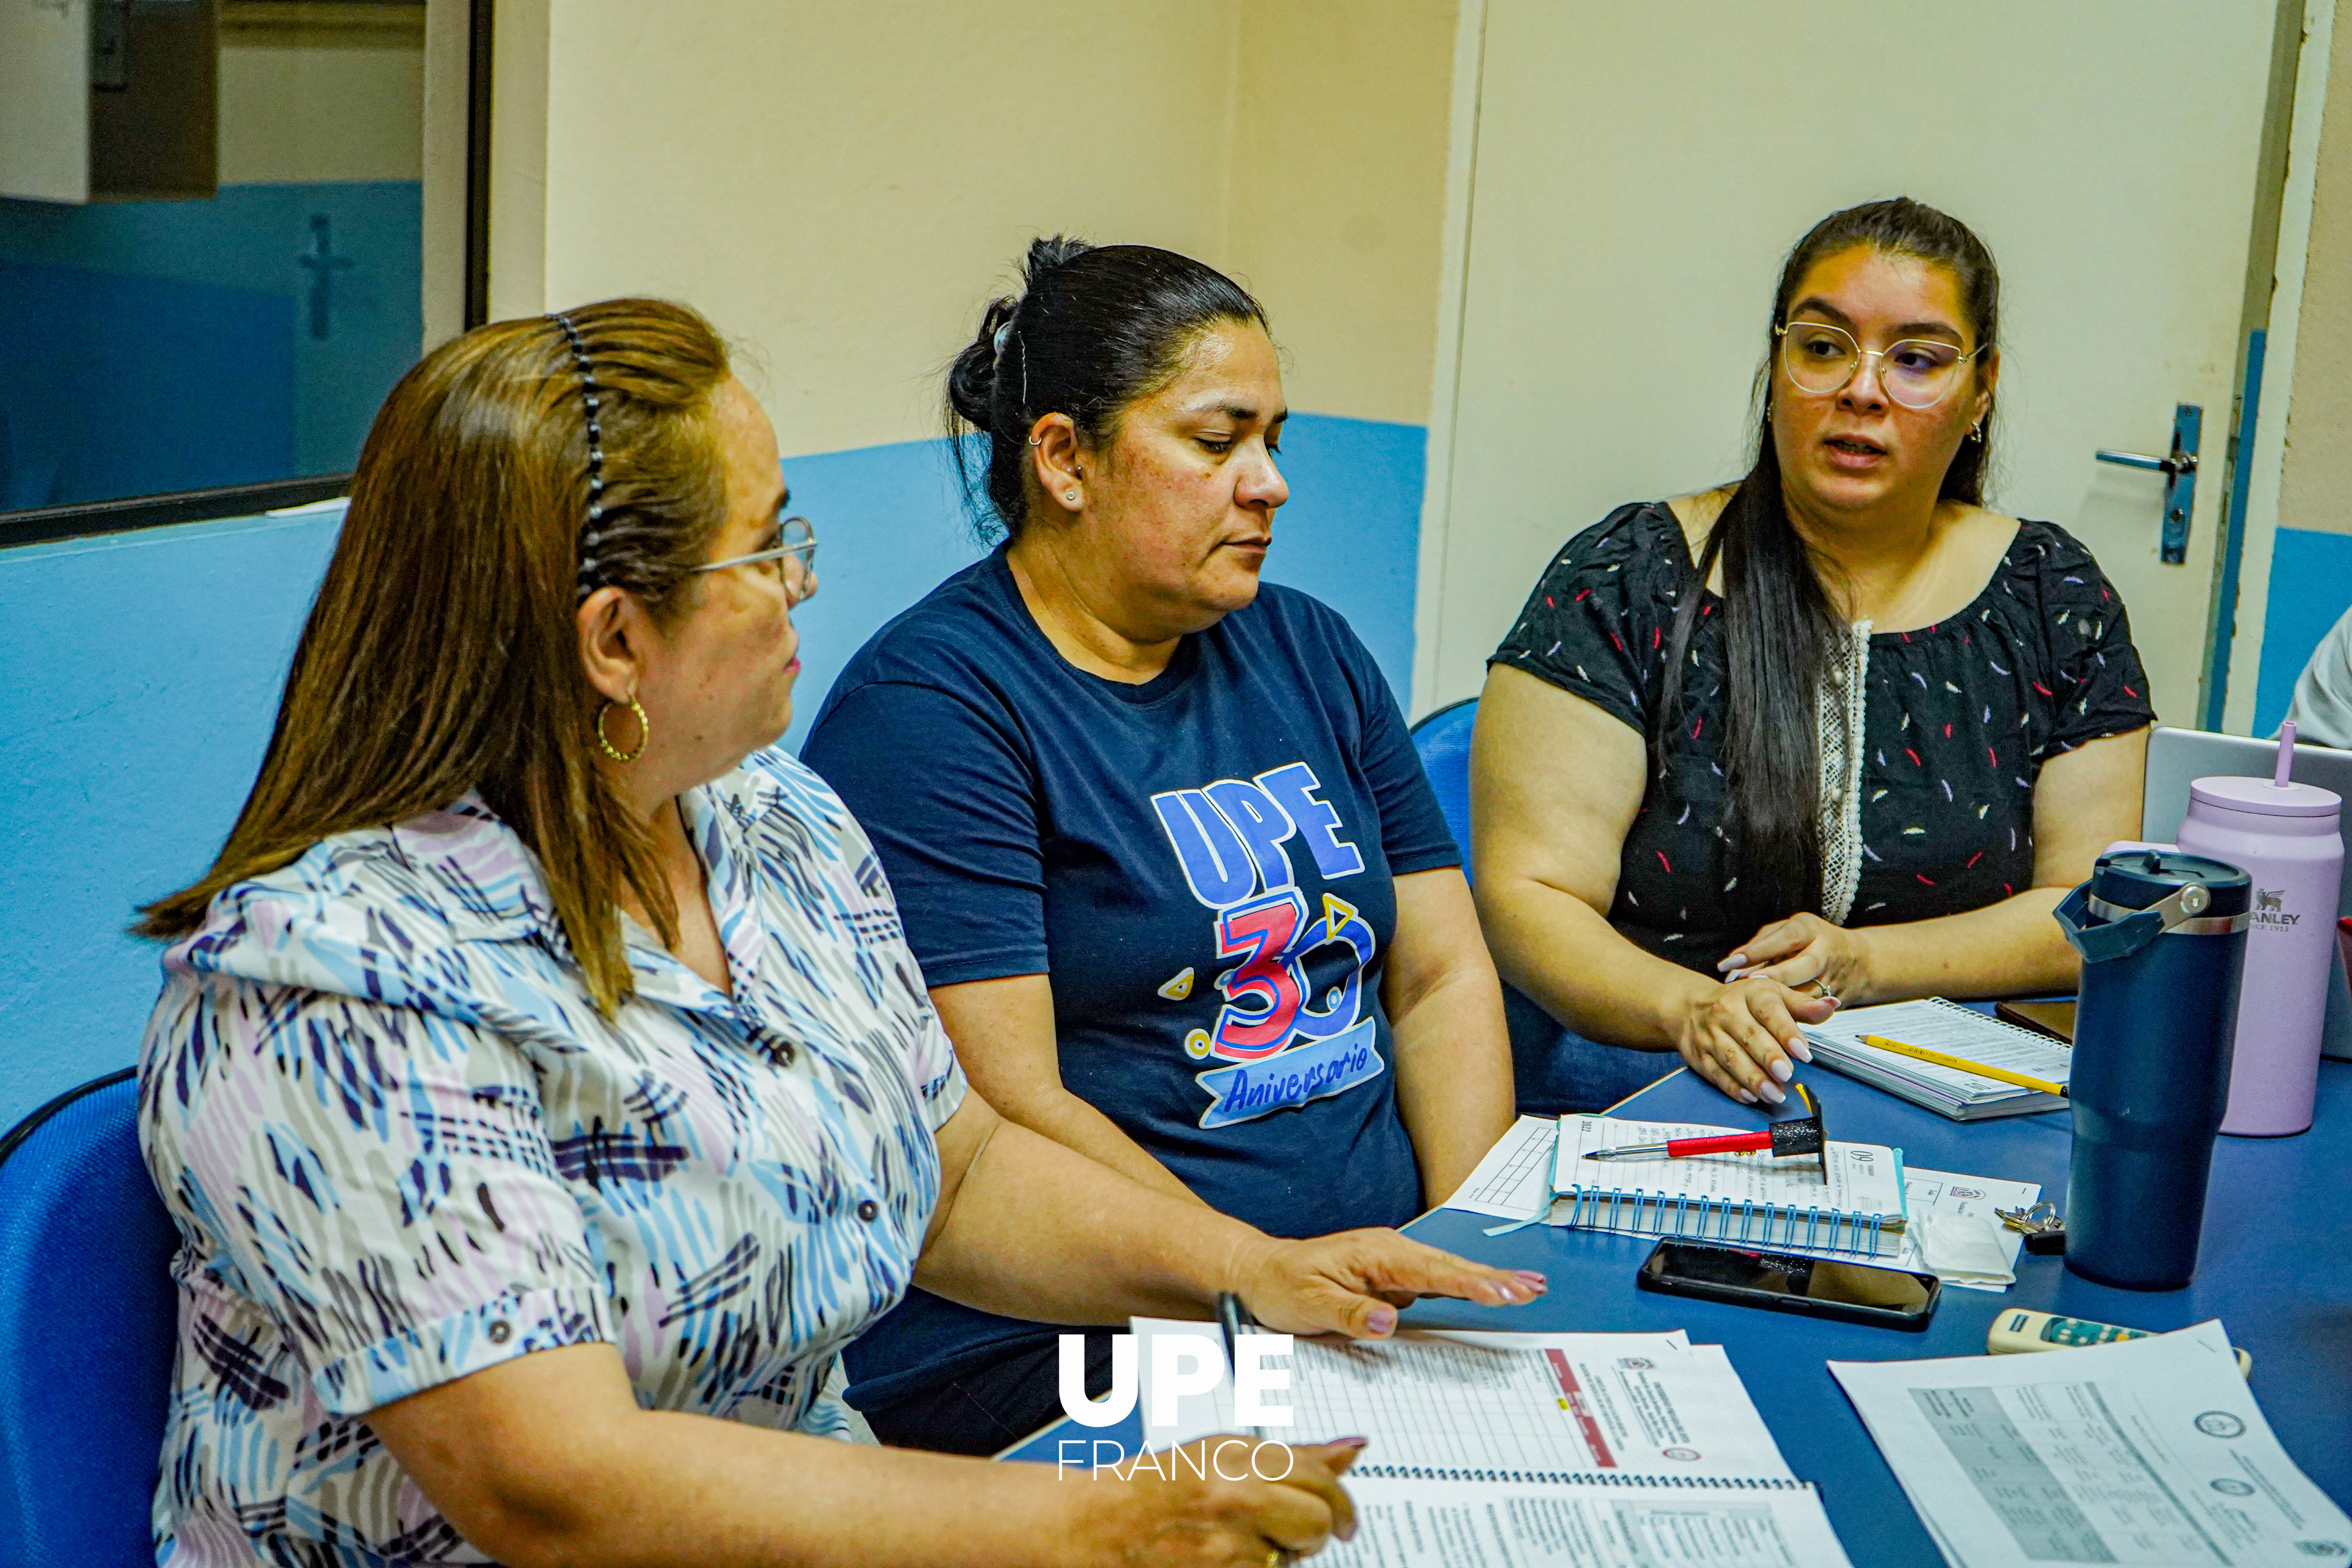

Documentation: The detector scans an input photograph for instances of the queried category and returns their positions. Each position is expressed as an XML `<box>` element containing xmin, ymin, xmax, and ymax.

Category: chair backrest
<box><xmin>1409</xmin><ymin>697</ymin><xmax>1479</xmax><ymax>882</ymax></box>
<box><xmin>0</xmin><ymin>1068</ymin><xmax>178</xmax><ymax>1568</ymax></box>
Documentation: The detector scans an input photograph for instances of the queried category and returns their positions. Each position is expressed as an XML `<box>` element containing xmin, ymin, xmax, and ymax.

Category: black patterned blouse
<box><xmin>1490</xmin><ymin>503</ymin><xmax>2156</xmax><ymax>973</ymax></box>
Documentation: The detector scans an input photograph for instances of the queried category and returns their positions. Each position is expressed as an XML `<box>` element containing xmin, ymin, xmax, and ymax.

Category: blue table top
<box><xmin>1004</xmin><ymin>1057</ymin><xmax>2352</xmax><ymax>1568</ymax></box>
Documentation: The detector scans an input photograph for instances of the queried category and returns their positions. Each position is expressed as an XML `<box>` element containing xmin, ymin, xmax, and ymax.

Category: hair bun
<box><xmin>946</xmin><ymin>295</ymin><xmax>1017</xmax><ymax>426</ymax></box>
<box><xmin>1024</xmin><ymin>234</ymin><xmax>1093</xmax><ymax>288</ymax></box>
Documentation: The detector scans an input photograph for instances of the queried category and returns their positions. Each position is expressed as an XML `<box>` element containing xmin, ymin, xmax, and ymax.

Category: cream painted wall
<box><xmin>1228</xmin><ymin>0</ymin><xmax>1455</xmax><ymax>426</ymax></box>
<box><xmin>218</xmin><ymin>4</ymin><xmax>425</xmax><ymax>184</ymax></box>
<box><xmin>2280</xmin><ymin>6</ymin><xmax>2352</xmax><ymax>539</ymax></box>
<box><xmin>536</xmin><ymin>1</ymin><xmax>1240</xmax><ymax>454</ymax></box>
<box><xmin>495</xmin><ymin>0</ymin><xmax>1452</xmax><ymax>454</ymax></box>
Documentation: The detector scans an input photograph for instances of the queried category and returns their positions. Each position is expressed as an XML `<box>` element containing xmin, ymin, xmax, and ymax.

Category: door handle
<box><xmin>2094</xmin><ymin>403</ymin><xmax>2200</xmax><ymax>564</ymax></box>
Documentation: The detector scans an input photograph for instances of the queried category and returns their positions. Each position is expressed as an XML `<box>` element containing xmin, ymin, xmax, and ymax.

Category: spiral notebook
<box><xmin>1539</xmin><ymin>1114</ymin><xmax>1908</xmax><ymax>1257</ymax></box>
<box><xmin>1325</xmin><ymin>1474</ymin><xmax>1853</xmax><ymax>1567</ymax></box>
<box><xmin>1800</xmin><ymin>998</ymin><xmax>2073</xmax><ymax>1120</ymax></box>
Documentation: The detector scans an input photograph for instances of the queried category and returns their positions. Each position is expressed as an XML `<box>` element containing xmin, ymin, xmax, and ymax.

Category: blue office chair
<box><xmin>0</xmin><ymin>1067</ymin><xmax>178</xmax><ymax>1568</ymax></box>
<box><xmin>1408</xmin><ymin>696</ymin><xmax>1479</xmax><ymax>880</ymax></box>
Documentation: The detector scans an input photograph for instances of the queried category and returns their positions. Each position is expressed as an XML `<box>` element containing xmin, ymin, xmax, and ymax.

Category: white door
<box><xmin>1419</xmin><ymin>0</ymin><xmax>2287</xmax><ymax>726</ymax></box>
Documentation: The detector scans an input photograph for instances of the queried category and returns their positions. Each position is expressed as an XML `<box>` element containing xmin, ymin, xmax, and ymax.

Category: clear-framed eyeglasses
<box><xmin>692</xmin><ymin>514</ymin><xmax>818</xmax><ymax>603</ymax></box>
<box><xmin>1775</xmin><ymin>321</ymin><xmax>1984</xmax><ymax>411</ymax></box>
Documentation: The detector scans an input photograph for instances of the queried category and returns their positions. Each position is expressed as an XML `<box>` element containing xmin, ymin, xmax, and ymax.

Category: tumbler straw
<box><xmin>2276</xmin><ymin>720</ymin><xmax>2297</xmax><ymax>788</ymax></box>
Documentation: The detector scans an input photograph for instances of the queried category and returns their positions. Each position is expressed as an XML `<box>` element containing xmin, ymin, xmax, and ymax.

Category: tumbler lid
<box><xmin>2189</xmin><ymin>774</ymin><xmax>2342</xmax><ymax>818</ymax></box>
<box><xmin>2090</xmin><ymin>849</ymin><xmax>2250</xmax><ymax>918</ymax></box>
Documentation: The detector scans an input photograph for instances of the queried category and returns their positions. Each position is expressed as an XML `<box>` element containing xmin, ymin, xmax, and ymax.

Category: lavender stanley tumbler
<box><xmin>2055</xmin><ymin>850</ymin><xmax>2249</xmax><ymax>1290</ymax></box>
<box><xmin>2173</xmin><ymin>722</ymin><xmax>2344</xmax><ymax>1136</ymax></box>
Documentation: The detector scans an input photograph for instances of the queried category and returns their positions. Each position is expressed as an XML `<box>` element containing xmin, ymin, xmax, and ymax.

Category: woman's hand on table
<box><xmin>1231</xmin><ymin>1229</ymin><xmax>1547</xmax><ymax>1337</ymax></box>
<box><xmin>1670</xmin><ymin>970</ymin><xmax>1837</xmax><ymax>1106</ymax></box>
<box><xmin>1720</xmin><ymin>912</ymin><xmax>1877</xmax><ymax>1005</ymax></box>
<box><xmin>1069</xmin><ymin>1437</ymin><xmax>1367</xmax><ymax>1566</ymax></box>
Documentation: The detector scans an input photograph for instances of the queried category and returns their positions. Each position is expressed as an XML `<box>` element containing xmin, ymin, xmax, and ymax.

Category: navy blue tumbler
<box><xmin>2053</xmin><ymin>849</ymin><xmax>2250</xmax><ymax>1290</ymax></box>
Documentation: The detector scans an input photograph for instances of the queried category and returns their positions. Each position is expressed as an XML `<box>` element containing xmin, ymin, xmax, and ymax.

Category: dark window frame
<box><xmin>0</xmin><ymin>0</ymin><xmax>494</xmax><ymax>552</ymax></box>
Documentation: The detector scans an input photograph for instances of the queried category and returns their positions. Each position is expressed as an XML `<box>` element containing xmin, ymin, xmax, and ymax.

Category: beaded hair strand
<box><xmin>549</xmin><ymin>312</ymin><xmax>609</xmax><ymax>597</ymax></box>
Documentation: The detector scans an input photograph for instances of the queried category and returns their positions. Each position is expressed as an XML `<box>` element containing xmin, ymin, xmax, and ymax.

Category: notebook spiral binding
<box><xmin>1555</xmin><ymin>1185</ymin><xmax>1893</xmax><ymax>1255</ymax></box>
<box><xmin>1926</xmin><ymin>994</ymin><xmax>2074</xmax><ymax>1053</ymax></box>
<box><xmin>1355</xmin><ymin>1466</ymin><xmax>1814</xmax><ymax>1490</ymax></box>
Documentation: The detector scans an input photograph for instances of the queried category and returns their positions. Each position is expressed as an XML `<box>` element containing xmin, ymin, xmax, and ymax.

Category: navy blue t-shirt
<box><xmin>802</xmin><ymin>548</ymin><xmax>1458</xmax><ymax>1409</ymax></box>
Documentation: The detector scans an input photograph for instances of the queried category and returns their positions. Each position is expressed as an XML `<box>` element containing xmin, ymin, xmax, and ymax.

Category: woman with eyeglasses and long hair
<box><xmin>132</xmin><ymin>298</ymin><xmax>1541</xmax><ymax>1568</ymax></box>
<box><xmin>1473</xmin><ymin>197</ymin><xmax>2154</xmax><ymax>1112</ymax></box>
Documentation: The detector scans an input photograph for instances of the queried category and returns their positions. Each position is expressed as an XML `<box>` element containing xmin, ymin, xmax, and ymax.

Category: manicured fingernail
<box><xmin>1719</xmin><ymin>953</ymin><xmax>1747</xmax><ymax>971</ymax></box>
<box><xmin>1768</xmin><ymin>1058</ymin><xmax>1793</xmax><ymax>1083</ymax></box>
<box><xmin>1341</xmin><ymin>1518</ymin><xmax>1359</xmax><ymax>1541</ymax></box>
<box><xmin>1737</xmin><ymin>1088</ymin><xmax>1759</xmax><ymax>1103</ymax></box>
<box><xmin>1367</xmin><ymin>1306</ymin><xmax>1397</xmax><ymax>1335</ymax></box>
<box><xmin>1789</xmin><ymin>1039</ymin><xmax>1815</xmax><ymax>1060</ymax></box>
<box><xmin>1822</xmin><ymin>998</ymin><xmax>1841</xmax><ymax>1012</ymax></box>
<box><xmin>1757</xmin><ymin>1080</ymin><xmax>1786</xmax><ymax>1105</ymax></box>
<box><xmin>1331</xmin><ymin>1436</ymin><xmax>1370</xmax><ymax>1449</ymax></box>
<box><xmin>1513</xmin><ymin>1270</ymin><xmax>1548</xmax><ymax>1291</ymax></box>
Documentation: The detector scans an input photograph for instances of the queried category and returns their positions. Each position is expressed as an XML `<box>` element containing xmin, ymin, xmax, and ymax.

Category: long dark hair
<box><xmin>138</xmin><ymin>300</ymin><xmax>734</xmax><ymax>1015</ymax></box>
<box><xmin>1659</xmin><ymin>198</ymin><xmax>2000</xmax><ymax>924</ymax></box>
<box><xmin>945</xmin><ymin>236</ymin><xmax>1267</xmax><ymax>538</ymax></box>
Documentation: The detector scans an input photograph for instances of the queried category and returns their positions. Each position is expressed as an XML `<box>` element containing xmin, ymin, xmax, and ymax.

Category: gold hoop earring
<box><xmin>595</xmin><ymin>696</ymin><xmax>649</xmax><ymax>763</ymax></box>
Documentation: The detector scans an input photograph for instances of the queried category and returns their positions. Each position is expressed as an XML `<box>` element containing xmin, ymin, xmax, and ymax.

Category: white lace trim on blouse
<box><xmin>1817</xmin><ymin>619</ymin><xmax>1872</xmax><ymax>926</ymax></box>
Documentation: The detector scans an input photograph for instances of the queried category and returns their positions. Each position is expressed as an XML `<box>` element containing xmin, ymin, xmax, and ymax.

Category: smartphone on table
<box><xmin>1636</xmin><ymin>1240</ymin><xmax>1941</xmax><ymax>1330</ymax></box>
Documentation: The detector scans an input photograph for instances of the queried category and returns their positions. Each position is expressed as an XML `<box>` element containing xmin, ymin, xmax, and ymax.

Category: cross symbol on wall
<box><xmin>298</xmin><ymin>215</ymin><xmax>356</xmax><ymax>341</ymax></box>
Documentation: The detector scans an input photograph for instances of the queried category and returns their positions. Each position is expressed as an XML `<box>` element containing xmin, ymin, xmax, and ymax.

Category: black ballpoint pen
<box><xmin>1215</xmin><ymin>1291</ymin><xmax>1263</xmax><ymax>1440</ymax></box>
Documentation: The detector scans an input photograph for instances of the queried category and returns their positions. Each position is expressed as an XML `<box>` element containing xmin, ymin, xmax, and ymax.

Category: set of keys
<box><xmin>1993</xmin><ymin>1200</ymin><xmax>2067</xmax><ymax>1255</ymax></box>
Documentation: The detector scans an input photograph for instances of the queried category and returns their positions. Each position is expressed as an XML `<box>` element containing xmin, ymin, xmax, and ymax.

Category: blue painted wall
<box><xmin>0</xmin><ymin>181</ymin><xmax>421</xmax><ymax>507</ymax></box>
<box><xmin>0</xmin><ymin>510</ymin><xmax>345</xmax><ymax>1132</ymax></box>
<box><xmin>782</xmin><ymin>412</ymin><xmax>1427</xmax><ymax>747</ymax></box>
<box><xmin>0</xmin><ymin>413</ymin><xmax>1426</xmax><ymax>1132</ymax></box>
<box><xmin>2253</xmin><ymin>527</ymin><xmax>2352</xmax><ymax>735</ymax></box>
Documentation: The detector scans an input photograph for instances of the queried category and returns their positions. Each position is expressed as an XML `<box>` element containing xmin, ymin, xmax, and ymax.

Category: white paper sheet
<box><xmin>1830</xmin><ymin>1320</ymin><xmax>2350</xmax><ymax>1568</ymax></box>
<box><xmin>1134</xmin><ymin>1322</ymin><xmax>1788</xmax><ymax>1479</ymax></box>
<box><xmin>1858</xmin><ymin>1167</ymin><xmax>2034</xmax><ymax>1291</ymax></box>
<box><xmin>1443</xmin><ymin>1114</ymin><xmax>1558</xmax><ymax>1220</ymax></box>
<box><xmin>1324</xmin><ymin>1477</ymin><xmax>1855</xmax><ymax>1567</ymax></box>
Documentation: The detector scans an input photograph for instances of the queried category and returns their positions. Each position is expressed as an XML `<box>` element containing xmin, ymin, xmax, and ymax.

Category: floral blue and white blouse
<box><xmin>137</xmin><ymin>748</ymin><xmax>967</xmax><ymax>1567</ymax></box>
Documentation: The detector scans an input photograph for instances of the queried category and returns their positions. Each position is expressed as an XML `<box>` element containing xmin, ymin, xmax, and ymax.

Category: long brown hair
<box><xmin>1657</xmin><ymin>198</ymin><xmax>2000</xmax><ymax>924</ymax></box>
<box><xmin>138</xmin><ymin>298</ymin><xmax>733</xmax><ymax>1014</ymax></box>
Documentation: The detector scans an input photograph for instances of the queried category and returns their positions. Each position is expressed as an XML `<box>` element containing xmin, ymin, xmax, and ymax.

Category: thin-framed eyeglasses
<box><xmin>692</xmin><ymin>514</ymin><xmax>817</xmax><ymax>602</ymax></box>
<box><xmin>1775</xmin><ymin>321</ymin><xmax>1984</xmax><ymax>411</ymax></box>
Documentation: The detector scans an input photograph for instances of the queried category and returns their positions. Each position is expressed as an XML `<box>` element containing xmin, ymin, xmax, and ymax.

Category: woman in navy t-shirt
<box><xmin>803</xmin><ymin>238</ymin><xmax>1517</xmax><ymax>1453</ymax></box>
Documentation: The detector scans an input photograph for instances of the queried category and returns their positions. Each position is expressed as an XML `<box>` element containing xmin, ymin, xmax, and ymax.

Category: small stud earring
<box><xmin>1065</xmin><ymin>489</ymin><xmax>1079</xmax><ymax>503</ymax></box>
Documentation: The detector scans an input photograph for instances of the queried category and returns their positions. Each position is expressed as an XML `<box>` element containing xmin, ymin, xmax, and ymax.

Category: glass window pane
<box><xmin>0</xmin><ymin>0</ymin><xmax>427</xmax><ymax>514</ymax></box>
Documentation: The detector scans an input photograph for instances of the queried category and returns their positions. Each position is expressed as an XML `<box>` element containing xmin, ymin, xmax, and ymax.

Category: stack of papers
<box><xmin>1801</xmin><ymin>998</ymin><xmax>2072</xmax><ymax>1120</ymax></box>
<box><xmin>1133</xmin><ymin>1319</ymin><xmax>1855</xmax><ymax>1566</ymax></box>
<box><xmin>1832</xmin><ymin>1320</ymin><xmax>2350</xmax><ymax>1568</ymax></box>
<box><xmin>1448</xmin><ymin>1117</ymin><xmax>2038</xmax><ymax>1291</ymax></box>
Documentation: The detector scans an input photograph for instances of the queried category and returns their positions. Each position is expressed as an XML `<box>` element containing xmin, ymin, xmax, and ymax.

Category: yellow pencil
<box><xmin>1860</xmin><ymin>1034</ymin><xmax>2067</xmax><ymax>1097</ymax></box>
